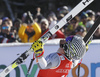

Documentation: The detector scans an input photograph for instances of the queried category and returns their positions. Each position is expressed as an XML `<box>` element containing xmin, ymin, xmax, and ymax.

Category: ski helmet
<box><xmin>63</xmin><ymin>35</ymin><xmax>86</xmax><ymax>59</ymax></box>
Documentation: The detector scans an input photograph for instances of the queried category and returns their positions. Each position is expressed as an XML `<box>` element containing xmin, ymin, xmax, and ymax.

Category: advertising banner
<box><xmin>0</xmin><ymin>39</ymin><xmax>100</xmax><ymax>77</ymax></box>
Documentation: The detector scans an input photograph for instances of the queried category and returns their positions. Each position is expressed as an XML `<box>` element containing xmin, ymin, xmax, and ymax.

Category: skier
<box><xmin>31</xmin><ymin>35</ymin><xmax>86</xmax><ymax>77</ymax></box>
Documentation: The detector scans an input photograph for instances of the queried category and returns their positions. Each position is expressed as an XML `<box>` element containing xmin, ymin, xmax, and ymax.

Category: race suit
<box><xmin>37</xmin><ymin>52</ymin><xmax>79</xmax><ymax>77</ymax></box>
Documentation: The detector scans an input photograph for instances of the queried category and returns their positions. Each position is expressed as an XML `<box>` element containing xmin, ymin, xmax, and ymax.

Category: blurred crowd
<box><xmin>0</xmin><ymin>6</ymin><xmax>100</xmax><ymax>43</ymax></box>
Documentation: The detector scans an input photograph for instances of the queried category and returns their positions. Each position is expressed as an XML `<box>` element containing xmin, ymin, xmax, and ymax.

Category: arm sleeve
<box><xmin>37</xmin><ymin>53</ymin><xmax>60</xmax><ymax>69</ymax></box>
<box><xmin>31</xmin><ymin>22</ymin><xmax>41</xmax><ymax>41</ymax></box>
<box><xmin>18</xmin><ymin>24</ymin><xmax>27</xmax><ymax>41</ymax></box>
<box><xmin>37</xmin><ymin>57</ymin><xmax>47</xmax><ymax>69</ymax></box>
<box><xmin>55</xmin><ymin>30</ymin><xmax>65</xmax><ymax>38</ymax></box>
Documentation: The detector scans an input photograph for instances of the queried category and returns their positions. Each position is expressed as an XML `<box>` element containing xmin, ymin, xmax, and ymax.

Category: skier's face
<box><xmin>60</xmin><ymin>39</ymin><xmax>66</xmax><ymax>48</ymax></box>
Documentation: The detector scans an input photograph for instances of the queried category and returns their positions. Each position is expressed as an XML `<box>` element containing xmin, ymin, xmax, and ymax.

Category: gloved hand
<box><xmin>86</xmin><ymin>36</ymin><xmax>93</xmax><ymax>52</ymax></box>
<box><xmin>31</xmin><ymin>39</ymin><xmax>44</xmax><ymax>56</ymax></box>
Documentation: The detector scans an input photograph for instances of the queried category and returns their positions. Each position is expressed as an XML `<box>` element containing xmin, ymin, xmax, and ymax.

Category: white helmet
<box><xmin>63</xmin><ymin>35</ymin><xmax>86</xmax><ymax>60</ymax></box>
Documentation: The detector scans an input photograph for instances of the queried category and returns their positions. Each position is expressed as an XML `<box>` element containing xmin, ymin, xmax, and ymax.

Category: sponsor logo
<box><xmin>56</xmin><ymin>69</ymin><xmax>70</xmax><ymax>73</ymax></box>
<box><xmin>5</xmin><ymin>68</ymin><xmax>9</xmax><ymax>73</ymax></box>
<box><xmin>82</xmin><ymin>0</ymin><xmax>91</xmax><ymax>5</ymax></box>
<box><xmin>60</xmin><ymin>56</ymin><xmax>65</xmax><ymax>60</ymax></box>
<box><xmin>41</xmin><ymin>31</ymin><xmax>52</xmax><ymax>42</ymax></box>
<box><xmin>0</xmin><ymin>64</ymin><xmax>38</xmax><ymax>77</ymax></box>
<box><xmin>0</xmin><ymin>63</ymin><xmax>100</xmax><ymax>77</ymax></box>
<box><xmin>66</xmin><ymin>15</ymin><xmax>72</xmax><ymax>22</ymax></box>
<box><xmin>65</xmin><ymin>64</ymin><xmax>71</xmax><ymax>68</ymax></box>
<box><xmin>55</xmin><ymin>25</ymin><xmax>59</xmax><ymax>29</ymax></box>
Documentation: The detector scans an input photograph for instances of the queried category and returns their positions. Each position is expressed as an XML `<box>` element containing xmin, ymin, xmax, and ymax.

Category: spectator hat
<box><xmin>80</xmin><ymin>12</ymin><xmax>88</xmax><ymax>19</ymax></box>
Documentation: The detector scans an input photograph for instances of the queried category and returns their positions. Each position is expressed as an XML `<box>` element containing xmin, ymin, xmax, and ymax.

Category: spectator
<box><xmin>71</xmin><ymin>16</ymin><xmax>80</xmax><ymax>30</ymax></box>
<box><xmin>0</xmin><ymin>20</ymin><xmax>17</xmax><ymax>43</ymax></box>
<box><xmin>93</xmin><ymin>24</ymin><xmax>100</xmax><ymax>39</ymax></box>
<box><xmin>0</xmin><ymin>19</ymin><xmax>2</xmax><ymax>25</ymax></box>
<box><xmin>0</xmin><ymin>19</ymin><xmax>2</xmax><ymax>32</ymax></box>
<box><xmin>86</xmin><ymin>10</ymin><xmax>95</xmax><ymax>21</ymax></box>
<box><xmin>11</xmin><ymin>18</ymin><xmax>22</xmax><ymax>42</ymax></box>
<box><xmin>57</xmin><ymin>14</ymin><xmax>65</xmax><ymax>33</ymax></box>
<box><xmin>18</xmin><ymin>12</ymin><xmax>41</xmax><ymax>43</ymax></box>
<box><xmin>34</xmin><ymin>7</ymin><xmax>44</xmax><ymax>25</ymax></box>
<box><xmin>74</xmin><ymin>26</ymin><xmax>87</xmax><ymax>37</ymax></box>
<box><xmin>47</xmin><ymin>16</ymin><xmax>53</xmax><ymax>25</ymax></box>
<box><xmin>2</xmin><ymin>17</ymin><xmax>9</xmax><ymax>21</ymax></box>
<box><xmin>79</xmin><ymin>12</ymin><xmax>88</xmax><ymax>27</ymax></box>
<box><xmin>18</xmin><ymin>22</ymin><xmax>41</xmax><ymax>43</ymax></box>
<box><xmin>41</xmin><ymin>18</ymin><xmax>65</xmax><ymax>39</ymax></box>
<box><xmin>65</xmin><ymin>16</ymin><xmax>80</xmax><ymax>37</ymax></box>
<box><xmin>48</xmin><ymin>12</ymin><xmax>57</xmax><ymax>21</ymax></box>
<box><xmin>57</xmin><ymin>6</ymin><xmax>69</xmax><ymax>17</ymax></box>
<box><xmin>57</xmin><ymin>14</ymin><xmax>64</xmax><ymax>21</ymax></box>
<box><xmin>64</xmin><ymin>28</ymin><xmax>73</xmax><ymax>38</ymax></box>
<box><xmin>36</xmin><ymin>7</ymin><xmax>42</xmax><ymax>16</ymax></box>
<box><xmin>22</xmin><ymin>13</ymin><xmax>27</xmax><ymax>23</ymax></box>
<box><xmin>95</xmin><ymin>12</ymin><xmax>100</xmax><ymax>20</ymax></box>
<box><xmin>40</xmin><ymin>18</ymin><xmax>49</xmax><ymax>35</ymax></box>
<box><xmin>86</xmin><ymin>20</ymin><xmax>94</xmax><ymax>32</ymax></box>
<box><xmin>85</xmin><ymin>10</ymin><xmax>95</xmax><ymax>32</ymax></box>
<box><xmin>47</xmin><ymin>12</ymin><xmax>57</xmax><ymax>26</ymax></box>
<box><xmin>2</xmin><ymin>17</ymin><xmax>13</xmax><ymax>27</ymax></box>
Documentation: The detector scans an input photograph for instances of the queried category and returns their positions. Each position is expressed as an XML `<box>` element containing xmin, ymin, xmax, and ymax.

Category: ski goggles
<box><xmin>63</xmin><ymin>36</ymin><xmax>75</xmax><ymax>59</ymax></box>
<box><xmin>2</xmin><ymin>26</ymin><xmax>9</xmax><ymax>30</ymax></box>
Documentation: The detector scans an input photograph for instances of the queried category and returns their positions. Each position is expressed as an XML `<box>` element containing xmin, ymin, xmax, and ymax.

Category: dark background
<box><xmin>0</xmin><ymin>0</ymin><xmax>99</xmax><ymax>21</ymax></box>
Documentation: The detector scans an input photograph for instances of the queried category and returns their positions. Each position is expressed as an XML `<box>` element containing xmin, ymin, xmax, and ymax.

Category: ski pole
<box><xmin>77</xmin><ymin>16</ymin><xmax>100</xmax><ymax>77</ymax></box>
<box><xmin>78</xmin><ymin>59</ymin><xmax>82</xmax><ymax>77</ymax></box>
<box><xmin>26</xmin><ymin>53</ymin><xmax>35</xmax><ymax>77</ymax></box>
